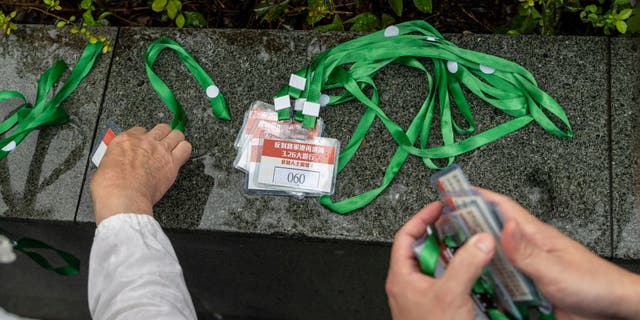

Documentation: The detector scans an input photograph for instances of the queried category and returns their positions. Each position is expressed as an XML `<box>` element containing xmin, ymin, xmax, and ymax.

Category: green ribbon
<box><xmin>13</xmin><ymin>237</ymin><xmax>80</xmax><ymax>276</ymax></box>
<box><xmin>0</xmin><ymin>226</ymin><xmax>79</xmax><ymax>276</ymax></box>
<box><xmin>0</xmin><ymin>42</ymin><xmax>101</xmax><ymax>274</ymax></box>
<box><xmin>417</xmin><ymin>234</ymin><xmax>556</xmax><ymax>320</ymax></box>
<box><xmin>273</xmin><ymin>20</ymin><xmax>572</xmax><ymax>214</ymax></box>
<box><xmin>0</xmin><ymin>42</ymin><xmax>103</xmax><ymax>160</ymax></box>
<box><xmin>144</xmin><ymin>38</ymin><xmax>231</xmax><ymax>132</ymax></box>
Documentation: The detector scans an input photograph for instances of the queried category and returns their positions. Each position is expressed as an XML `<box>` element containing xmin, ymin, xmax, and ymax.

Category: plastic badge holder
<box><xmin>245</xmin><ymin>127</ymin><xmax>318</xmax><ymax>198</ymax></box>
<box><xmin>234</xmin><ymin>115</ymin><xmax>324</xmax><ymax>173</ymax></box>
<box><xmin>234</xmin><ymin>101</ymin><xmax>279</xmax><ymax>150</ymax></box>
<box><xmin>254</xmin><ymin>135</ymin><xmax>340</xmax><ymax>196</ymax></box>
<box><xmin>424</xmin><ymin>165</ymin><xmax>552</xmax><ymax>318</ymax></box>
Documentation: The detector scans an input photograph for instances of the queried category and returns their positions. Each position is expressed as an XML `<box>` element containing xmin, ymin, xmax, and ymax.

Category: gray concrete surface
<box><xmin>0</xmin><ymin>25</ymin><xmax>638</xmax><ymax>262</ymax></box>
<box><xmin>0</xmin><ymin>25</ymin><xmax>116</xmax><ymax>221</ymax></box>
<box><xmin>74</xmin><ymin>29</ymin><xmax>614</xmax><ymax>256</ymax></box>
<box><xmin>612</xmin><ymin>38</ymin><xmax>640</xmax><ymax>259</ymax></box>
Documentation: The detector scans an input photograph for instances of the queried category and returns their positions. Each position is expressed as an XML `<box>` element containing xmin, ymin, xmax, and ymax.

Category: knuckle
<box><xmin>384</xmin><ymin>277</ymin><xmax>399</xmax><ymax>296</ymax></box>
<box><xmin>172</xmin><ymin>129</ymin><xmax>185</xmax><ymax>141</ymax></box>
<box><xmin>156</xmin><ymin>123</ymin><xmax>170</xmax><ymax>130</ymax></box>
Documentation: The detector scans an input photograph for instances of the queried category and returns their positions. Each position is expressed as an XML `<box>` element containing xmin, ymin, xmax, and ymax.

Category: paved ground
<box><xmin>0</xmin><ymin>25</ymin><xmax>639</xmax><ymax>319</ymax></box>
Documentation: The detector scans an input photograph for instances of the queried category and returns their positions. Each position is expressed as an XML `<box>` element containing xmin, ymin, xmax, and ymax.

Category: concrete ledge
<box><xmin>0</xmin><ymin>25</ymin><xmax>116</xmax><ymax>221</ymax></box>
<box><xmin>612</xmin><ymin>37</ymin><xmax>640</xmax><ymax>259</ymax></box>
<box><xmin>1</xmin><ymin>25</ymin><xmax>638</xmax><ymax>258</ymax></box>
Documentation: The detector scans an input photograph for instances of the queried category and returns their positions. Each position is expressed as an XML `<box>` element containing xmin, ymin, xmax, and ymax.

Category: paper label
<box><xmin>256</xmin><ymin>138</ymin><xmax>338</xmax><ymax>194</ymax></box>
<box><xmin>91</xmin><ymin>128</ymin><xmax>116</xmax><ymax>167</ymax></box>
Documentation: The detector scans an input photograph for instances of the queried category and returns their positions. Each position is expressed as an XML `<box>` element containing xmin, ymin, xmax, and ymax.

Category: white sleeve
<box><xmin>88</xmin><ymin>213</ymin><xmax>196</xmax><ymax>320</ymax></box>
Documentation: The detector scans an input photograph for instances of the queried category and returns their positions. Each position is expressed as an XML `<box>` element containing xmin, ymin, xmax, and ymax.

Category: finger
<box><xmin>126</xmin><ymin>126</ymin><xmax>147</xmax><ymax>136</ymax></box>
<box><xmin>475</xmin><ymin>187</ymin><xmax>565</xmax><ymax>247</ymax></box>
<box><xmin>389</xmin><ymin>202</ymin><xmax>443</xmax><ymax>275</ymax></box>
<box><xmin>147</xmin><ymin>123</ymin><xmax>172</xmax><ymax>141</ymax></box>
<box><xmin>171</xmin><ymin>140</ymin><xmax>192</xmax><ymax>168</ymax></box>
<box><xmin>441</xmin><ymin>232</ymin><xmax>496</xmax><ymax>295</ymax></box>
<box><xmin>501</xmin><ymin>219</ymin><xmax>560</xmax><ymax>283</ymax></box>
<box><xmin>474</xmin><ymin>187</ymin><xmax>541</xmax><ymax>225</ymax></box>
<box><xmin>162</xmin><ymin>130</ymin><xmax>186</xmax><ymax>151</ymax></box>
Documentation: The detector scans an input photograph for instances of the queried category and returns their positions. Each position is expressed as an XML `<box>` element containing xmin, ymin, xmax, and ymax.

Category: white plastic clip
<box><xmin>289</xmin><ymin>74</ymin><xmax>307</xmax><ymax>90</ymax></box>
<box><xmin>274</xmin><ymin>95</ymin><xmax>291</xmax><ymax>111</ymax></box>
<box><xmin>294</xmin><ymin>98</ymin><xmax>306</xmax><ymax>111</ymax></box>
<box><xmin>302</xmin><ymin>101</ymin><xmax>321</xmax><ymax>117</ymax></box>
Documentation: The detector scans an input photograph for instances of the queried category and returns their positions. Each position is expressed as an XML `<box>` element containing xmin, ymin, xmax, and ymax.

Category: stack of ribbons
<box><xmin>271</xmin><ymin>20</ymin><xmax>573</xmax><ymax>214</ymax></box>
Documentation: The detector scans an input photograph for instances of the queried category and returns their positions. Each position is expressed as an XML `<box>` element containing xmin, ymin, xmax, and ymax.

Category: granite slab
<box><xmin>612</xmin><ymin>37</ymin><xmax>640</xmax><ymax>259</ymax></box>
<box><xmin>0</xmin><ymin>25</ymin><xmax>116</xmax><ymax>221</ymax></box>
<box><xmin>77</xmin><ymin>28</ymin><xmax>610</xmax><ymax>255</ymax></box>
<box><xmin>445</xmin><ymin>34</ymin><xmax>611</xmax><ymax>256</ymax></box>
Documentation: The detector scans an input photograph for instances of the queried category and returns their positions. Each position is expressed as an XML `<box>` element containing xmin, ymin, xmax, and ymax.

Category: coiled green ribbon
<box><xmin>273</xmin><ymin>20</ymin><xmax>572</xmax><ymax>214</ymax></box>
<box><xmin>144</xmin><ymin>37</ymin><xmax>231</xmax><ymax>132</ymax></box>
<box><xmin>0</xmin><ymin>42</ymin><xmax>103</xmax><ymax>159</ymax></box>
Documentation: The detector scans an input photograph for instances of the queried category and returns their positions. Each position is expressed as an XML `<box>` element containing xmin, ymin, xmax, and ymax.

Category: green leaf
<box><xmin>627</xmin><ymin>9</ymin><xmax>640</xmax><ymax>33</ymax></box>
<box><xmin>151</xmin><ymin>0</ymin><xmax>168</xmax><ymax>13</ymax></box>
<box><xmin>80</xmin><ymin>0</ymin><xmax>92</xmax><ymax>10</ymax></box>
<box><xmin>616</xmin><ymin>8</ymin><xmax>633</xmax><ymax>20</ymax></box>
<box><xmin>56</xmin><ymin>20</ymin><xmax>66</xmax><ymax>28</ymax></box>
<box><xmin>530</xmin><ymin>7</ymin><xmax>542</xmax><ymax>19</ymax></box>
<box><xmin>413</xmin><ymin>0</ymin><xmax>432</xmax><ymax>13</ymax></box>
<box><xmin>98</xmin><ymin>11</ymin><xmax>112</xmax><ymax>20</ymax></box>
<box><xmin>166</xmin><ymin>0</ymin><xmax>178</xmax><ymax>19</ymax></box>
<box><xmin>614</xmin><ymin>0</ymin><xmax>630</xmax><ymax>5</ymax></box>
<box><xmin>585</xmin><ymin>4</ymin><xmax>598</xmax><ymax>13</ymax></box>
<box><xmin>175</xmin><ymin>13</ymin><xmax>185</xmax><ymax>27</ymax></box>
<box><xmin>345</xmin><ymin>12</ymin><xmax>380</xmax><ymax>31</ymax></box>
<box><xmin>183</xmin><ymin>11</ymin><xmax>206</xmax><ymax>27</ymax></box>
<box><xmin>389</xmin><ymin>0</ymin><xmax>403</xmax><ymax>16</ymax></box>
<box><xmin>83</xmin><ymin>9</ymin><xmax>95</xmax><ymax>26</ymax></box>
<box><xmin>307</xmin><ymin>0</ymin><xmax>329</xmax><ymax>25</ymax></box>
<box><xmin>314</xmin><ymin>14</ymin><xmax>343</xmax><ymax>31</ymax></box>
<box><xmin>616</xmin><ymin>19</ymin><xmax>628</xmax><ymax>33</ymax></box>
<box><xmin>381</xmin><ymin>13</ymin><xmax>395</xmax><ymax>27</ymax></box>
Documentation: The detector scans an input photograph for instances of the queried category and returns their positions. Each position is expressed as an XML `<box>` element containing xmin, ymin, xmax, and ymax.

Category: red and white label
<box><xmin>91</xmin><ymin>129</ymin><xmax>116</xmax><ymax>167</ymax></box>
<box><xmin>256</xmin><ymin>137</ymin><xmax>338</xmax><ymax>194</ymax></box>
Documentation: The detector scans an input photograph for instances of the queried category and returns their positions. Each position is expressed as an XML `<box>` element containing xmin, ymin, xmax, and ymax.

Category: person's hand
<box><xmin>479</xmin><ymin>189</ymin><xmax>640</xmax><ymax>320</ymax></box>
<box><xmin>386</xmin><ymin>201</ymin><xmax>497</xmax><ymax>320</ymax></box>
<box><xmin>90</xmin><ymin>124</ymin><xmax>192</xmax><ymax>224</ymax></box>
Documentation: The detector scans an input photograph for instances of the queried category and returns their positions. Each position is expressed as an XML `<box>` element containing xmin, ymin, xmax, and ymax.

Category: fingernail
<box><xmin>473</xmin><ymin>234</ymin><xmax>493</xmax><ymax>253</ymax></box>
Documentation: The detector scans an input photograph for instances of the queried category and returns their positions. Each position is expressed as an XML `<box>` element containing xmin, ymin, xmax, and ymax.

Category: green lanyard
<box><xmin>273</xmin><ymin>20</ymin><xmax>572</xmax><ymax>214</ymax></box>
<box><xmin>0</xmin><ymin>42</ymin><xmax>103</xmax><ymax>274</ymax></box>
<box><xmin>415</xmin><ymin>234</ymin><xmax>555</xmax><ymax>320</ymax></box>
<box><xmin>0</xmin><ymin>42</ymin><xmax>103</xmax><ymax>160</ymax></box>
<box><xmin>0</xmin><ymin>226</ymin><xmax>80</xmax><ymax>276</ymax></box>
<box><xmin>144</xmin><ymin>38</ymin><xmax>231</xmax><ymax>132</ymax></box>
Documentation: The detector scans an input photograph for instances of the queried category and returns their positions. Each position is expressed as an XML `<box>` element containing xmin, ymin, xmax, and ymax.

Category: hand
<box><xmin>386</xmin><ymin>201</ymin><xmax>497</xmax><ymax>320</ymax></box>
<box><xmin>90</xmin><ymin>124</ymin><xmax>192</xmax><ymax>224</ymax></box>
<box><xmin>479</xmin><ymin>188</ymin><xmax>640</xmax><ymax>320</ymax></box>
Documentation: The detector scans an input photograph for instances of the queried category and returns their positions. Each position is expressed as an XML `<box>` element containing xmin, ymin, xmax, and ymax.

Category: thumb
<box><xmin>442</xmin><ymin>233</ymin><xmax>496</xmax><ymax>295</ymax></box>
<box><xmin>501</xmin><ymin>219</ymin><xmax>553</xmax><ymax>282</ymax></box>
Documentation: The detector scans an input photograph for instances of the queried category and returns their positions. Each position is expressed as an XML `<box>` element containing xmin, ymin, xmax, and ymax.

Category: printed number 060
<box><xmin>287</xmin><ymin>172</ymin><xmax>306</xmax><ymax>185</ymax></box>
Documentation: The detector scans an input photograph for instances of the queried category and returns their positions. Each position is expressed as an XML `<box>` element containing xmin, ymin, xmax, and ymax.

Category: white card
<box><xmin>256</xmin><ymin>137</ymin><xmax>339</xmax><ymax>194</ymax></box>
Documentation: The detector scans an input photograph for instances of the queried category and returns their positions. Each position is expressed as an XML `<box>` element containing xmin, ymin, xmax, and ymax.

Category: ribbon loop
<box><xmin>275</xmin><ymin>20</ymin><xmax>573</xmax><ymax>214</ymax></box>
<box><xmin>0</xmin><ymin>42</ymin><xmax>103</xmax><ymax>159</ymax></box>
<box><xmin>144</xmin><ymin>38</ymin><xmax>231</xmax><ymax>132</ymax></box>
